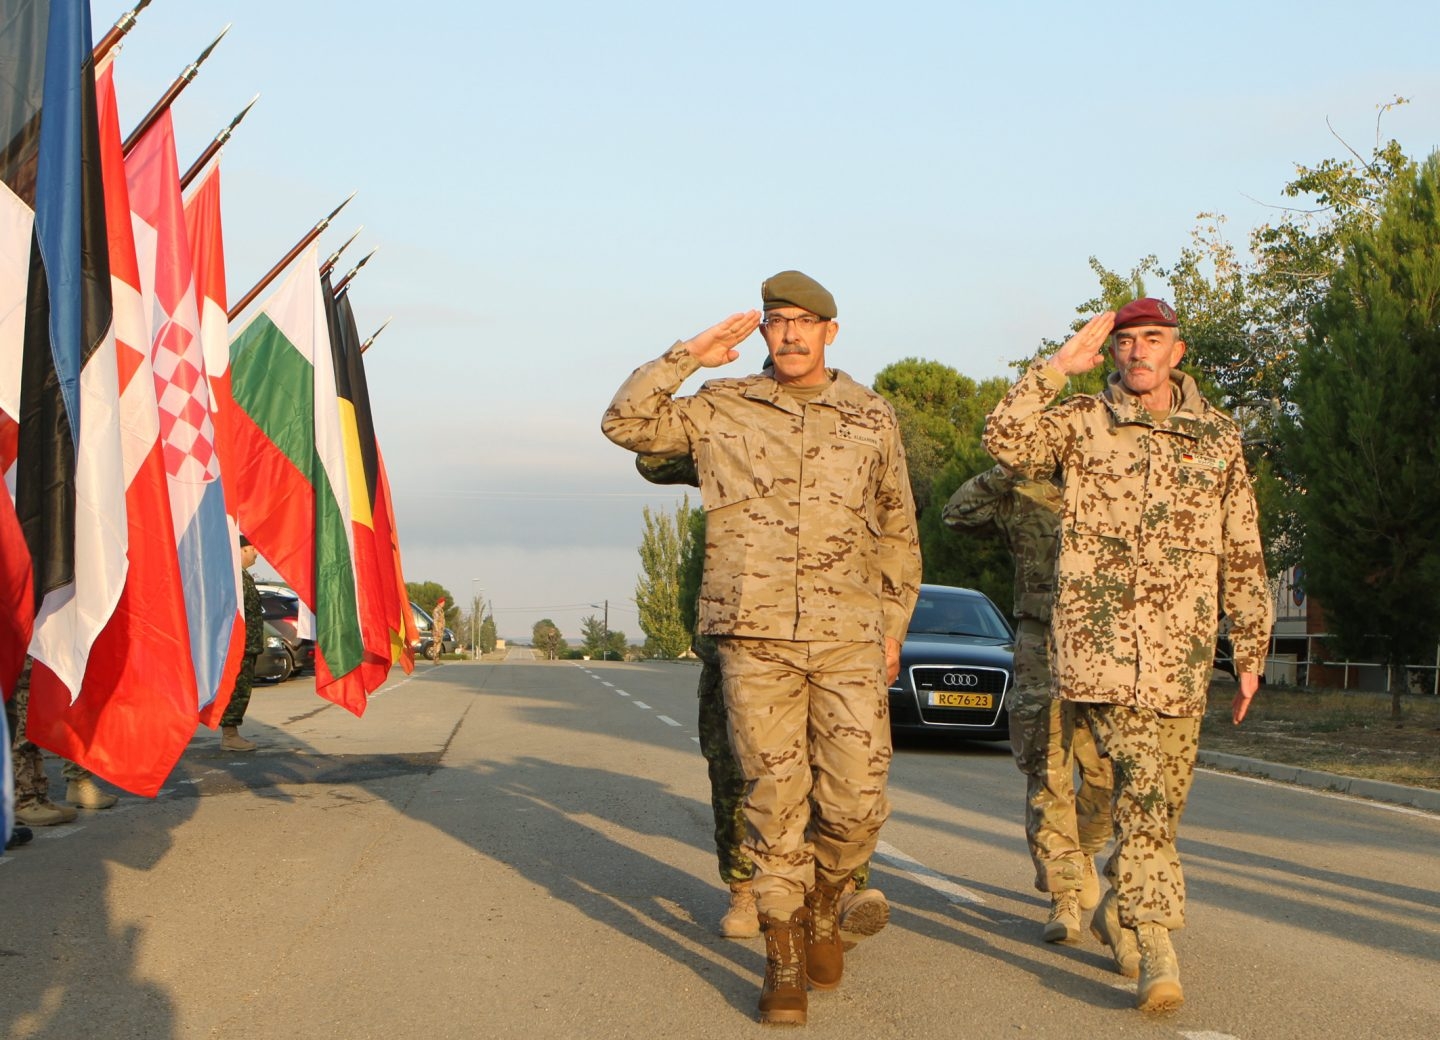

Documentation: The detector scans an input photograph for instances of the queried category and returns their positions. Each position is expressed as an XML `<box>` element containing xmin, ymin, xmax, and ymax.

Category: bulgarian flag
<box><xmin>25</xmin><ymin>55</ymin><xmax>200</xmax><ymax>796</ymax></box>
<box><xmin>227</xmin><ymin>245</ymin><xmax>367</xmax><ymax>714</ymax></box>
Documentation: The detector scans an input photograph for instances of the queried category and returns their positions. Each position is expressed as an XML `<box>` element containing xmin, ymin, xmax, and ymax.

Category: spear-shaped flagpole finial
<box><xmin>179</xmin><ymin>93</ymin><xmax>260</xmax><ymax>191</ymax></box>
<box><xmin>188</xmin><ymin>22</ymin><xmax>232</xmax><ymax>76</ymax></box>
<box><xmin>227</xmin><ymin>192</ymin><xmax>360</xmax><ymax>322</ymax></box>
<box><xmin>333</xmin><ymin>247</ymin><xmax>379</xmax><ymax>296</ymax></box>
<box><xmin>324</xmin><ymin>191</ymin><xmax>358</xmax><ymax>227</ymax></box>
<box><xmin>360</xmin><ymin>318</ymin><xmax>394</xmax><ymax>354</ymax></box>
<box><xmin>122</xmin><ymin>23</ymin><xmax>234</xmax><ymax>155</ymax></box>
<box><xmin>93</xmin><ymin>0</ymin><xmax>154</xmax><ymax>63</ymax></box>
<box><xmin>321</xmin><ymin>226</ymin><xmax>365</xmax><ymax>277</ymax></box>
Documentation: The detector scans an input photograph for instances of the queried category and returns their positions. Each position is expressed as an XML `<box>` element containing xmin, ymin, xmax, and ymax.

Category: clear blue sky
<box><xmin>94</xmin><ymin>0</ymin><xmax>1440</xmax><ymax>642</ymax></box>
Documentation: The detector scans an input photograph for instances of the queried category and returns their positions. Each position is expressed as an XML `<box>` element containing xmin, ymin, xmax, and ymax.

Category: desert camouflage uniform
<box><xmin>220</xmin><ymin>568</ymin><xmax>263</xmax><ymax>728</ymax></box>
<box><xmin>7</xmin><ymin>660</ymin><xmax>49</xmax><ymax>808</ymax></box>
<box><xmin>943</xmin><ymin>465</ymin><xmax>1113</xmax><ymax>894</ymax></box>
<box><xmin>636</xmin><ymin>454</ymin><xmax>872</xmax><ymax>893</ymax></box>
<box><xmin>983</xmin><ymin>362</ymin><xmax>1271</xmax><ymax>930</ymax></box>
<box><xmin>605</xmin><ymin>344</ymin><xmax>920</xmax><ymax>915</ymax></box>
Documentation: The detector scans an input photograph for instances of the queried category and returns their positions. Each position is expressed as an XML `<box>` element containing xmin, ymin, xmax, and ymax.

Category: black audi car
<box><xmin>889</xmin><ymin>583</ymin><xmax>1015</xmax><ymax>740</ymax></box>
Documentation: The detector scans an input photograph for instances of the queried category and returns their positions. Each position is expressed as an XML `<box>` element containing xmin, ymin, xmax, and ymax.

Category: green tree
<box><xmin>479</xmin><ymin>611</ymin><xmax>497</xmax><ymax>654</ymax></box>
<box><xmin>677</xmin><ymin>506</ymin><xmax>707</xmax><ymax>640</ymax></box>
<box><xmin>634</xmin><ymin>496</ymin><xmax>697</xmax><ymax>659</ymax></box>
<box><xmin>405</xmin><ymin>581</ymin><xmax>454</xmax><ymax>622</ymax></box>
<box><xmin>873</xmin><ymin>358</ymin><xmax>1010</xmax><ymax>594</ymax></box>
<box><xmin>1283</xmin><ymin>152</ymin><xmax>1440</xmax><ymax>717</ymax></box>
<box><xmin>580</xmin><ymin>614</ymin><xmax>608</xmax><ymax>659</ymax></box>
<box><xmin>532</xmin><ymin>618</ymin><xmax>565</xmax><ymax>660</ymax></box>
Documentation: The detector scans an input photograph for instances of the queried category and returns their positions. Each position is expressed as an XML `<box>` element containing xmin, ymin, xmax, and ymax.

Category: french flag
<box><xmin>25</xmin><ymin>54</ymin><xmax>204</xmax><ymax>797</ymax></box>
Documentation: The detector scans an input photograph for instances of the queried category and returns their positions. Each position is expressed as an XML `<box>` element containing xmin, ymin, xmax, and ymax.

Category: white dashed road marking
<box><xmin>656</xmin><ymin>715</ymin><xmax>681</xmax><ymax>727</ymax></box>
<box><xmin>873</xmin><ymin>839</ymin><xmax>986</xmax><ymax>905</ymax></box>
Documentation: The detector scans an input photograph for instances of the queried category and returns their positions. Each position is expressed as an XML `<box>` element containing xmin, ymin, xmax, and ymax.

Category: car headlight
<box><xmin>265</xmin><ymin>636</ymin><xmax>284</xmax><ymax>650</ymax></box>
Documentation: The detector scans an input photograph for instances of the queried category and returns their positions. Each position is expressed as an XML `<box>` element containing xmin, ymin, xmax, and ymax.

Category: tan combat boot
<box><xmin>14</xmin><ymin>800</ymin><xmax>78</xmax><ymax>827</ymax></box>
<box><xmin>1079</xmin><ymin>854</ymin><xmax>1100</xmax><ymax>911</ymax></box>
<box><xmin>720</xmin><ymin>881</ymin><xmax>760</xmax><ymax>939</ymax></box>
<box><xmin>1043</xmin><ymin>889</ymin><xmax>1082</xmax><ymax>943</ymax></box>
<box><xmin>1135</xmin><ymin>923</ymin><xmax>1184</xmax><ymax>1012</ymax></box>
<box><xmin>1088</xmin><ymin>887</ymin><xmax>1140</xmax><ymax>978</ymax></box>
<box><xmin>66</xmin><ymin>777</ymin><xmax>118</xmax><ymax>810</ymax></box>
<box><xmin>837</xmin><ymin>882</ymin><xmax>890</xmax><ymax>938</ymax></box>
<box><xmin>758</xmin><ymin>911</ymin><xmax>808</xmax><ymax>1026</ymax></box>
<box><xmin>221</xmin><ymin>725</ymin><xmax>257</xmax><ymax>752</ymax></box>
<box><xmin>803</xmin><ymin>880</ymin><xmax>846</xmax><ymax>990</ymax></box>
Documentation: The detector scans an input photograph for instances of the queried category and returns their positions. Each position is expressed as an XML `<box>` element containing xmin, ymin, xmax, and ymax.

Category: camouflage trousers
<box><xmin>7</xmin><ymin>679</ymin><xmax>47</xmax><ymax>806</ymax></box>
<box><xmin>1080</xmin><ymin>705</ymin><xmax>1202</xmax><ymax>931</ymax></box>
<box><xmin>696</xmin><ymin>636</ymin><xmax>871</xmax><ymax>890</ymax></box>
<box><xmin>219</xmin><ymin>654</ymin><xmax>256</xmax><ymax>728</ymax></box>
<box><xmin>696</xmin><ymin>649</ymin><xmax>755</xmax><ymax>884</ymax></box>
<box><xmin>715</xmin><ymin>637</ymin><xmax>889</xmax><ymax>917</ymax></box>
<box><xmin>8</xmin><ymin>667</ymin><xmax>94</xmax><ymax>805</ymax></box>
<box><xmin>1010</xmin><ymin>619</ymin><xmax>1113</xmax><ymax>893</ymax></box>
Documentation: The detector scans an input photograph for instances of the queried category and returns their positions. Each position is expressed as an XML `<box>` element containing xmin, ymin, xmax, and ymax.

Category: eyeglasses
<box><xmin>760</xmin><ymin>314</ymin><xmax>828</xmax><ymax>332</ymax></box>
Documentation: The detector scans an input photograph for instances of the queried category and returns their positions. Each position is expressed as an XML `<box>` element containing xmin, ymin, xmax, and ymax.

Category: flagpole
<box><xmin>360</xmin><ymin>318</ymin><xmax>393</xmax><ymax>355</ymax></box>
<box><xmin>320</xmin><ymin>227</ymin><xmax>364</xmax><ymax>278</ymax></box>
<box><xmin>93</xmin><ymin>0</ymin><xmax>154</xmax><ymax>64</ymax></box>
<box><xmin>227</xmin><ymin>193</ymin><xmax>357</xmax><ymax>322</ymax></box>
<box><xmin>333</xmin><ymin>248</ymin><xmax>378</xmax><ymax>297</ymax></box>
<box><xmin>178</xmin><ymin>94</ymin><xmax>259</xmax><ymax>192</ymax></box>
<box><xmin>121</xmin><ymin>23</ymin><xmax>232</xmax><ymax>156</ymax></box>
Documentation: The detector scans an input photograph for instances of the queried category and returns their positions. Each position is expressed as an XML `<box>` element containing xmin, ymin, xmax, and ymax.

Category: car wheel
<box><xmin>279</xmin><ymin>648</ymin><xmax>295</xmax><ymax>682</ymax></box>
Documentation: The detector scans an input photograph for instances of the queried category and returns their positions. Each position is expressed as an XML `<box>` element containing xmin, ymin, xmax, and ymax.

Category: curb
<box><xmin>1198</xmin><ymin>750</ymin><xmax>1440</xmax><ymax>813</ymax></box>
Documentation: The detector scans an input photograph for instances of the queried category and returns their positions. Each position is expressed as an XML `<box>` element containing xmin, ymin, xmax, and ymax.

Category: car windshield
<box><xmin>907</xmin><ymin>593</ymin><xmax>1010</xmax><ymax>640</ymax></box>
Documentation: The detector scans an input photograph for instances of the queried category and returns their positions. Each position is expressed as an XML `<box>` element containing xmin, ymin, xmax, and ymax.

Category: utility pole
<box><xmin>603</xmin><ymin>599</ymin><xmax>609</xmax><ymax>660</ymax></box>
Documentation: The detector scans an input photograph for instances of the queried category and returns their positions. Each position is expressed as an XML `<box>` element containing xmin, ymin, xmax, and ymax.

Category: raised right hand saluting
<box><xmin>683</xmin><ymin>311</ymin><xmax>762</xmax><ymax>368</ymax></box>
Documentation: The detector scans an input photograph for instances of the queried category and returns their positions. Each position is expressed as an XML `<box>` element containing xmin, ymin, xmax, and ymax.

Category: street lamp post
<box><xmin>480</xmin><ymin>576</ymin><xmax>492</xmax><ymax>656</ymax></box>
<box><xmin>590</xmin><ymin>599</ymin><xmax>609</xmax><ymax>660</ymax></box>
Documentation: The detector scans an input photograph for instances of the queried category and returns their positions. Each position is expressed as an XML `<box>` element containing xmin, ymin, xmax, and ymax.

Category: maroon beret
<box><xmin>1113</xmin><ymin>297</ymin><xmax>1178</xmax><ymax>330</ymax></box>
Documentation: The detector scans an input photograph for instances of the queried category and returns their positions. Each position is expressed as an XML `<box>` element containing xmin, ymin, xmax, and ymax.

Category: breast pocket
<box><xmin>1067</xmin><ymin>447</ymin><xmax>1140</xmax><ymax>545</ymax></box>
<box><xmin>695</xmin><ymin>433</ymin><xmax>773</xmax><ymax>512</ymax></box>
<box><xmin>1164</xmin><ymin>460</ymin><xmax>1224</xmax><ymax>552</ymax></box>
<box><xmin>824</xmin><ymin>419</ymin><xmax>883</xmax><ymax>526</ymax></box>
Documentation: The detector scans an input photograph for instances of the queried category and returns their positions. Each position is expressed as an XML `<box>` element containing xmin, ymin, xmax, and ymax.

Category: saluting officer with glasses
<box><xmin>602</xmin><ymin>271</ymin><xmax>922</xmax><ymax>1026</ymax></box>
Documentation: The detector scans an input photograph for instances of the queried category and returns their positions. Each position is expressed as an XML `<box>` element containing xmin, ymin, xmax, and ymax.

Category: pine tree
<box><xmin>1284</xmin><ymin>152</ymin><xmax>1440</xmax><ymax>716</ymax></box>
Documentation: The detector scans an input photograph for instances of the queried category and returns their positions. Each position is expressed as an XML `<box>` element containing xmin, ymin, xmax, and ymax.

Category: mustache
<box><xmin>775</xmin><ymin>346</ymin><xmax>811</xmax><ymax>356</ymax></box>
<box><xmin>1125</xmin><ymin>361</ymin><xmax>1155</xmax><ymax>373</ymax></box>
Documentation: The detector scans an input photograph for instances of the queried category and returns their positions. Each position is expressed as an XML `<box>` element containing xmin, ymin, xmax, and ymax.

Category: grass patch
<box><xmin>1201</xmin><ymin>683</ymin><xmax>1440</xmax><ymax>791</ymax></box>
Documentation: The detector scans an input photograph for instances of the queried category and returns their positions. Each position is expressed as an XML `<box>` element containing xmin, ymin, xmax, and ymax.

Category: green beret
<box><xmin>761</xmin><ymin>270</ymin><xmax>836</xmax><ymax>319</ymax></box>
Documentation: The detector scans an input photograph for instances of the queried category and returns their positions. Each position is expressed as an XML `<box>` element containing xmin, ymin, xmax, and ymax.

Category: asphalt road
<box><xmin>2</xmin><ymin>659</ymin><xmax>1437</xmax><ymax>1039</ymax></box>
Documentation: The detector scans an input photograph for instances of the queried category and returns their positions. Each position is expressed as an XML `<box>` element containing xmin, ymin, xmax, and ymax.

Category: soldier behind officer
<box><xmin>943</xmin><ymin>464</ymin><xmax>1113</xmax><ymax>943</ymax></box>
<box><xmin>220</xmin><ymin>534</ymin><xmax>263</xmax><ymax>752</ymax></box>
<box><xmin>983</xmin><ymin>298</ymin><xmax>1272</xmax><ymax>1013</ymax></box>
<box><xmin>604</xmin><ymin>271</ymin><xmax>922</xmax><ymax>1025</ymax></box>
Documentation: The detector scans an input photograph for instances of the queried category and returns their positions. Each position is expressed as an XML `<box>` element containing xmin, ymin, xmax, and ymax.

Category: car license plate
<box><xmin>928</xmin><ymin>691</ymin><xmax>993</xmax><ymax>709</ymax></box>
